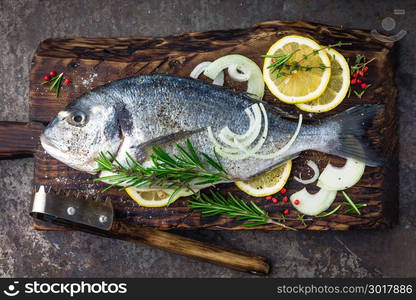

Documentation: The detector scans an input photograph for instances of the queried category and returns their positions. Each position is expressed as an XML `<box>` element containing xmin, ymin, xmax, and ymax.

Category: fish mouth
<box><xmin>40</xmin><ymin>134</ymin><xmax>68</xmax><ymax>153</ymax></box>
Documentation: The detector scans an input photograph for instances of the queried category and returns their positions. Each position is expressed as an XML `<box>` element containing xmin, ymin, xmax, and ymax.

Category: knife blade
<box><xmin>30</xmin><ymin>186</ymin><xmax>270</xmax><ymax>275</ymax></box>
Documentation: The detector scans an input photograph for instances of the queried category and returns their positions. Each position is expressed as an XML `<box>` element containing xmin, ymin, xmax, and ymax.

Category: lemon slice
<box><xmin>296</xmin><ymin>49</ymin><xmax>350</xmax><ymax>113</ymax></box>
<box><xmin>126</xmin><ymin>187</ymin><xmax>194</xmax><ymax>207</ymax></box>
<box><xmin>235</xmin><ymin>161</ymin><xmax>292</xmax><ymax>197</ymax></box>
<box><xmin>263</xmin><ymin>35</ymin><xmax>331</xmax><ymax>104</ymax></box>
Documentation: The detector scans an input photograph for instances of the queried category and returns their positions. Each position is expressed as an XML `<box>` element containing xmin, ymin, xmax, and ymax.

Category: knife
<box><xmin>30</xmin><ymin>186</ymin><xmax>270</xmax><ymax>275</ymax></box>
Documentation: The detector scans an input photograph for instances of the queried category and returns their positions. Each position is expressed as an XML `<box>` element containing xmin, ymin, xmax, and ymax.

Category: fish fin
<box><xmin>116</xmin><ymin>129</ymin><xmax>205</xmax><ymax>166</ymax></box>
<box><xmin>134</xmin><ymin>128</ymin><xmax>205</xmax><ymax>150</ymax></box>
<box><xmin>324</xmin><ymin>104</ymin><xmax>384</xmax><ymax>167</ymax></box>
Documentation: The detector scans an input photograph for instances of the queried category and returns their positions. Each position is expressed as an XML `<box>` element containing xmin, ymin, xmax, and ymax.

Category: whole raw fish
<box><xmin>41</xmin><ymin>74</ymin><xmax>382</xmax><ymax>181</ymax></box>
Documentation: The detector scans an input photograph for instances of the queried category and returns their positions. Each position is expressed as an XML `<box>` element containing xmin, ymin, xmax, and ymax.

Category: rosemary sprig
<box><xmin>342</xmin><ymin>191</ymin><xmax>366</xmax><ymax>215</ymax></box>
<box><xmin>316</xmin><ymin>204</ymin><xmax>342</xmax><ymax>218</ymax></box>
<box><xmin>189</xmin><ymin>191</ymin><xmax>297</xmax><ymax>230</ymax></box>
<box><xmin>94</xmin><ymin>139</ymin><xmax>230</xmax><ymax>204</ymax></box>
<box><xmin>262</xmin><ymin>41</ymin><xmax>351</xmax><ymax>79</ymax></box>
<box><xmin>41</xmin><ymin>73</ymin><xmax>64</xmax><ymax>97</ymax></box>
<box><xmin>344</xmin><ymin>203</ymin><xmax>367</xmax><ymax>214</ymax></box>
<box><xmin>315</xmin><ymin>192</ymin><xmax>366</xmax><ymax>217</ymax></box>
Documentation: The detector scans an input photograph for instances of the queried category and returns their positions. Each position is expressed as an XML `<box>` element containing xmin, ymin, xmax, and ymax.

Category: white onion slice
<box><xmin>213</xmin><ymin>73</ymin><xmax>225</xmax><ymax>86</ymax></box>
<box><xmin>208</xmin><ymin>103</ymin><xmax>302</xmax><ymax>162</ymax></box>
<box><xmin>218</xmin><ymin>108</ymin><xmax>256</xmax><ymax>147</ymax></box>
<box><xmin>224</xmin><ymin>106</ymin><xmax>256</xmax><ymax>140</ymax></box>
<box><xmin>316</xmin><ymin>158</ymin><xmax>365</xmax><ymax>191</ymax></box>
<box><xmin>253</xmin><ymin>114</ymin><xmax>303</xmax><ymax>159</ymax></box>
<box><xmin>233</xmin><ymin>103</ymin><xmax>269</xmax><ymax>157</ymax></box>
<box><xmin>207</xmin><ymin>127</ymin><xmax>238</xmax><ymax>153</ymax></box>
<box><xmin>294</xmin><ymin>160</ymin><xmax>320</xmax><ymax>185</ymax></box>
<box><xmin>203</xmin><ymin>54</ymin><xmax>264</xmax><ymax>99</ymax></box>
<box><xmin>208</xmin><ymin>103</ymin><xmax>265</xmax><ymax>159</ymax></box>
<box><xmin>221</xmin><ymin>104</ymin><xmax>262</xmax><ymax>148</ymax></box>
<box><xmin>228</xmin><ymin>64</ymin><xmax>250</xmax><ymax>82</ymax></box>
<box><xmin>190</xmin><ymin>61</ymin><xmax>211</xmax><ymax>79</ymax></box>
<box><xmin>213</xmin><ymin>103</ymin><xmax>268</xmax><ymax>160</ymax></box>
<box><xmin>290</xmin><ymin>188</ymin><xmax>337</xmax><ymax>216</ymax></box>
<box><xmin>190</xmin><ymin>61</ymin><xmax>224</xmax><ymax>86</ymax></box>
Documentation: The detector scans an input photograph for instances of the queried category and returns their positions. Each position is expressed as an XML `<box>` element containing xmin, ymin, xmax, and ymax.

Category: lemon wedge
<box><xmin>296</xmin><ymin>48</ymin><xmax>350</xmax><ymax>113</ymax></box>
<box><xmin>235</xmin><ymin>161</ymin><xmax>292</xmax><ymax>197</ymax></box>
<box><xmin>263</xmin><ymin>35</ymin><xmax>331</xmax><ymax>104</ymax></box>
<box><xmin>126</xmin><ymin>187</ymin><xmax>194</xmax><ymax>207</ymax></box>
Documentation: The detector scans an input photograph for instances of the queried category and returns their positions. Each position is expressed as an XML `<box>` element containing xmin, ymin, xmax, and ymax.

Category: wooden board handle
<box><xmin>0</xmin><ymin>122</ymin><xmax>43</xmax><ymax>158</ymax></box>
<box><xmin>111</xmin><ymin>221</ymin><xmax>270</xmax><ymax>275</ymax></box>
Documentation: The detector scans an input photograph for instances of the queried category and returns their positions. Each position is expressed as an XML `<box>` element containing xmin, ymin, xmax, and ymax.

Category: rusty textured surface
<box><xmin>0</xmin><ymin>0</ymin><xmax>415</xmax><ymax>277</ymax></box>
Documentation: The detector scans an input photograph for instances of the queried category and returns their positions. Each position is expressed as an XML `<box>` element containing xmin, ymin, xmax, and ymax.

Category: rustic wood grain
<box><xmin>0</xmin><ymin>122</ymin><xmax>44</xmax><ymax>158</ymax></box>
<box><xmin>29</xmin><ymin>20</ymin><xmax>398</xmax><ymax>230</ymax></box>
<box><xmin>110</xmin><ymin>221</ymin><xmax>270</xmax><ymax>275</ymax></box>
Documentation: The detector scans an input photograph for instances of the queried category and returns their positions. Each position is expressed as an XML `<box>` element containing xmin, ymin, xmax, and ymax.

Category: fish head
<box><xmin>40</xmin><ymin>97</ymin><xmax>122</xmax><ymax>174</ymax></box>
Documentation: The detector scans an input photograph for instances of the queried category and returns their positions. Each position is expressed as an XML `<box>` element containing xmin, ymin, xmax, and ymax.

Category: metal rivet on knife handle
<box><xmin>67</xmin><ymin>207</ymin><xmax>76</xmax><ymax>215</ymax></box>
<box><xmin>99</xmin><ymin>215</ymin><xmax>108</xmax><ymax>224</ymax></box>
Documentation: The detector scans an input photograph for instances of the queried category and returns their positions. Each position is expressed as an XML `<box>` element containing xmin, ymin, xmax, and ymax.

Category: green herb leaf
<box><xmin>95</xmin><ymin>139</ymin><xmax>229</xmax><ymax>193</ymax></box>
<box><xmin>316</xmin><ymin>204</ymin><xmax>342</xmax><ymax>218</ymax></box>
<box><xmin>342</xmin><ymin>191</ymin><xmax>360</xmax><ymax>215</ymax></box>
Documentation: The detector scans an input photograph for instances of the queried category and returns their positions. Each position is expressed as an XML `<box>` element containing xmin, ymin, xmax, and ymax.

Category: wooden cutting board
<box><xmin>26</xmin><ymin>20</ymin><xmax>398</xmax><ymax>230</ymax></box>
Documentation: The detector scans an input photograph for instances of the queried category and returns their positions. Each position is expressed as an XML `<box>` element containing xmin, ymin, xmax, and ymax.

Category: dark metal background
<box><xmin>0</xmin><ymin>0</ymin><xmax>415</xmax><ymax>277</ymax></box>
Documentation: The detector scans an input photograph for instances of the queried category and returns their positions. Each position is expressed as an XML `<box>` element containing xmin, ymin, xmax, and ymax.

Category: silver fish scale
<box><xmin>43</xmin><ymin>74</ymin><xmax>339</xmax><ymax>180</ymax></box>
<box><xmin>105</xmin><ymin>74</ymin><xmax>325</xmax><ymax>180</ymax></box>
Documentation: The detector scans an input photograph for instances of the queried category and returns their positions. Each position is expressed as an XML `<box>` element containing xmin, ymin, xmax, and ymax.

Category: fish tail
<box><xmin>322</xmin><ymin>104</ymin><xmax>384</xmax><ymax>166</ymax></box>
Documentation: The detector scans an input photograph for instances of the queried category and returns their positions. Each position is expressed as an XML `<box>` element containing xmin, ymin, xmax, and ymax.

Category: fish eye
<box><xmin>67</xmin><ymin>111</ymin><xmax>87</xmax><ymax>126</ymax></box>
<box><xmin>73</xmin><ymin>115</ymin><xmax>83</xmax><ymax>123</ymax></box>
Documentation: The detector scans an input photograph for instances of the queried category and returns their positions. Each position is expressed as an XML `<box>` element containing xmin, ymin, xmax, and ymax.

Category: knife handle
<box><xmin>110</xmin><ymin>221</ymin><xmax>270</xmax><ymax>275</ymax></box>
<box><xmin>0</xmin><ymin>122</ymin><xmax>44</xmax><ymax>158</ymax></box>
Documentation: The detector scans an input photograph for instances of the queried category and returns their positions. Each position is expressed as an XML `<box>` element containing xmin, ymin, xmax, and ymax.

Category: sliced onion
<box><xmin>212</xmin><ymin>73</ymin><xmax>225</xmax><ymax>86</ymax></box>
<box><xmin>219</xmin><ymin>106</ymin><xmax>256</xmax><ymax>143</ymax></box>
<box><xmin>253</xmin><ymin>114</ymin><xmax>303</xmax><ymax>159</ymax></box>
<box><xmin>203</xmin><ymin>54</ymin><xmax>264</xmax><ymax>99</ymax></box>
<box><xmin>228</xmin><ymin>64</ymin><xmax>250</xmax><ymax>82</ymax></box>
<box><xmin>294</xmin><ymin>160</ymin><xmax>320</xmax><ymax>185</ymax></box>
<box><xmin>190</xmin><ymin>61</ymin><xmax>211</xmax><ymax>78</ymax></box>
<box><xmin>208</xmin><ymin>103</ymin><xmax>264</xmax><ymax>159</ymax></box>
<box><xmin>317</xmin><ymin>158</ymin><xmax>365</xmax><ymax>191</ymax></box>
<box><xmin>220</xmin><ymin>104</ymin><xmax>262</xmax><ymax>148</ymax></box>
<box><xmin>190</xmin><ymin>61</ymin><xmax>224</xmax><ymax>86</ymax></box>
<box><xmin>208</xmin><ymin>103</ymin><xmax>302</xmax><ymax>162</ymax></box>
<box><xmin>232</xmin><ymin>103</ymin><xmax>269</xmax><ymax>157</ymax></box>
<box><xmin>290</xmin><ymin>188</ymin><xmax>337</xmax><ymax>216</ymax></box>
<box><xmin>213</xmin><ymin>103</ymin><xmax>268</xmax><ymax>160</ymax></box>
<box><xmin>207</xmin><ymin>126</ymin><xmax>236</xmax><ymax>153</ymax></box>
